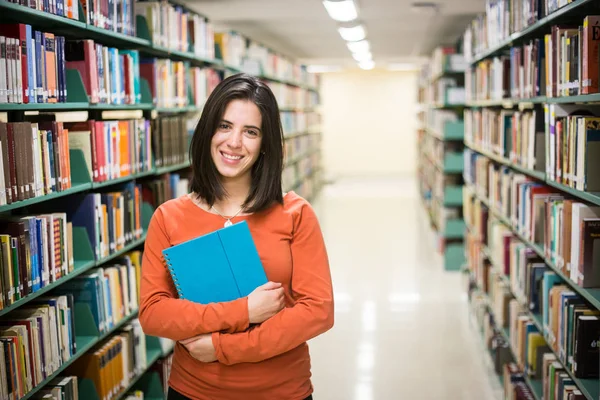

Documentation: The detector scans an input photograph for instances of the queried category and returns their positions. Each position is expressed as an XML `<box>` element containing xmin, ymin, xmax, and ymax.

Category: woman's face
<box><xmin>211</xmin><ymin>99</ymin><xmax>263</xmax><ymax>183</ymax></box>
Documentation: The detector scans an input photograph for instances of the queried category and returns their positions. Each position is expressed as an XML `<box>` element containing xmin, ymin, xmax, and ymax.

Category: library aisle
<box><xmin>308</xmin><ymin>177</ymin><xmax>502</xmax><ymax>400</ymax></box>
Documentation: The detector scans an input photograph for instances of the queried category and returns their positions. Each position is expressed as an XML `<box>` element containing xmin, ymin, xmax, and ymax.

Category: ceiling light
<box><xmin>352</xmin><ymin>51</ymin><xmax>372</xmax><ymax>62</ymax></box>
<box><xmin>307</xmin><ymin>65</ymin><xmax>343</xmax><ymax>73</ymax></box>
<box><xmin>322</xmin><ymin>0</ymin><xmax>358</xmax><ymax>22</ymax></box>
<box><xmin>358</xmin><ymin>60</ymin><xmax>375</xmax><ymax>70</ymax></box>
<box><xmin>347</xmin><ymin>40</ymin><xmax>370</xmax><ymax>54</ymax></box>
<box><xmin>338</xmin><ymin>25</ymin><xmax>366</xmax><ymax>42</ymax></box>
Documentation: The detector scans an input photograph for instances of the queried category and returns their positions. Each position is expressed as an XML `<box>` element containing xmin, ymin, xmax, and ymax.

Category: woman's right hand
<box><xmin>247</xmin><ymin>281</ymin><xmax>286</xmax><ymax>324</ymax></box>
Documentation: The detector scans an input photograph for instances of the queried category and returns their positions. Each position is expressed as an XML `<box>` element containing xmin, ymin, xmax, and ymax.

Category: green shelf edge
<box><xmin>0</xmin><ymin>183</ymin><xmax>92</xmax><ymax>213</ymax></box>
<box><xmin>465</xmin><ymin>142</ymin><xmax>546</xmax><ymax>181</ymax></box>
<box><xmin>471</xmin><ymin>188</ymin><xmax>600</xmax><ymax>311</ymax></box>
<box><xmin>0</xmin><ymin>102</ymin><xmax>91</xmax><ymax>111</ymax></box>
<box><xmin>20</xmin><ymin>311</ymin><xmax>138</xmax><ymax>400</ymax></box>
<box><xmin>469</xmin><ymin>0</ymin><xmax>596</xmax><ymax>65</ymax></box>
<box><xmin>154</xmin><ymin>161</ymin><xmax>191</xmax><ymax>175</ymax></box>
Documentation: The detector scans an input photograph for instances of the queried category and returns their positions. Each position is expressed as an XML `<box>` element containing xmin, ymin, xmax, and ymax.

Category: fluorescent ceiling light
<box><xmin>358</xmin><ymin>60</ymin><xmax>375</xmax><ymax>70</ymax></box>
<box><xmin>347</xmin><ymin>40</ymin><xmax>370</xmax><ymax>54</ymax></box>
<box><xmin>322</xmin><ymin>0</ymin><xmax>358</xmax><ymax>22</ymax></box>
<box><xmin>338</xmin><ymin>25</ymin><xmax>366</xmax><ymax>42</ymax></box>
<box><xmin>352</xmin><ymin>51</ymin><xmax>372</xmax><ymax>62</ymax></box>
<box><xmin>307</xmin><ymin>64</ymin><xmax>343</xmax><ymax>73</ymax></box>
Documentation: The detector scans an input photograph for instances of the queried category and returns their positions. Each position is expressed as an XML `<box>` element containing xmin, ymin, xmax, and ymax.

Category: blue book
<box><xmin>163</xmin><ymin>221</ymin><xmax>267</xmax><ymax>304</ymax></box>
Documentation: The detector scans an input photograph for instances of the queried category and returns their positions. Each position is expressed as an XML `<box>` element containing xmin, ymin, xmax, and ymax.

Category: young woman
<box><xmin>139</xmin><ymin>73</ymin><xmax>334</xmax><ymax>400</ymax></box>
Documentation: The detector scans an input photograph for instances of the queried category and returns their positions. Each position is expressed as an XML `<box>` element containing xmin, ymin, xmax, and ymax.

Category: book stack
<box><xmin>0</xmin><ymin>121</ymin><xmax>73</xmax><ymax>206</ymax></box>
<box><xmin>140</xmin><ymin>58</ymin><xmax>187</xmax><ymax>109</ymax></box>
<box><xmin>0</xmin><ymin>213</ymin><xmax>73</xmax><ymax>308</ymax></box>
<box><xmin>67</xmin><ymin>185</ymin><xmax>143</xmax><ymax>261</ymax></box>
<box><xmin>188</xmin><ymin>13</ymin><xmax>215</xmax><ymax>60</ymax></box>
<box><xmin>135</xmin><ymin>1</ymin><xmax>190</xmax><ymax>53</ymax></box>
<box><xmin>214</xmin><ymin>31</ymin><xmax>246</xmax><ymax>69</ymax></box>
<box><xmin>141</xmin><ymin>173</ymin><xmax>190</xmax><ymax>209</ymax></box>
<box><xmin>66</xmin><ymin>318</ymin><xmax>147</xmax><ymax>400</ymax></box>
<box><xmin>0</xmin><ymin>296</ymin><xmax>77</xmax><ymax>398</ymax></box>
<box><xmin>31</xmin><ymin>376</ymin><xmax>79</xmax><ymax>400</ymax></box>
<box><xmin>83</xmin><ymin>0</ymin><xmax>136</xmax><ymax>36</ymax></box>
<box><xmin>152</xmin><ymin>116</ymin><xmax>190</xmax><ymax>168</ymax></box>
<box><xmin>55</xmin><ymin>259</ymin><xmax>140</xmax><ymax>334</ymax></box>
<box><xmin>0</xmin><ymin>25</ymin><xmax>67</xmax><ymax>105</ymax></box>
<box><xmin>66</xmin><ymin>40</ymin><xmax>142</xmax><ymax>105</ymax></box>
<box><xmin>65</xmin><ymin>119</ymin><xmax>153</xmax><ymax>184</ymax></box>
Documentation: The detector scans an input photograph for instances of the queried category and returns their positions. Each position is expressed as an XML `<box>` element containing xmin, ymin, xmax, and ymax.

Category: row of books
<box><xmin>466</xmin><ymin>16</ymin><xmax>600</xmax><ymax>102</ymax></box>
<box><xmin>69</xmin><ymin>184</ymin><xmax>143</xmax><ymax>261</ymax></box>
<box><xmin>0</xmin><ymin>213</ymin><xmax>72</xmax><ymax>309</ymax></box>
<box><xmin>69</xmin><ymin>317</ymin><xmax>146</xmax><ymax>400</ymax></box>
<box><xmin>135</xmin><ymin>0</ymin><xmax>214</xmax><ymax>57</ymax></box>
<box><xmin>152</xmin><ymin>115</ymin><xmax>191</xmax><ymax>169</ymax></box>
<box><xmin>465</xmin><ymin>215</ymin><xmax>598</xmax><ymax>388</ymax></box>
<box><xmin>84</xmin><ymin>0</ymin><xmax>136</xmax><ymax>37</ymax></box>
<box><xmin>464</xmin><ymin>152</ymin><xmax>600</xmax><ymax>288</ymax></box>
<box><xmin>0</xmin><ymin>121</ymin><xmax>73</xmax><ymax>206</ymax></box>
<box><xmin>423</xmin><ymin>109</ymin><xmax>463</xmax><ymax>136</ymax></box>
<box><xmin>0</xmin><ymin>294</ymin><xmax>77</xmax><ymax>398</ymax></box>
<box><xmin>0</xmin><ymin>26</ymin><xmax>67</xmax><ymax>104</ymax></box>
<box><xmin>267</xmin><ymin>82</ymin><xmax>320</xmax><ymax>110</ymax></box>
<box><xmin>463</xmin><ymin>0</ymin><xmax>584</xmax><ymax>61</ymax></box>
<box><xmin>464</xmin><ymin>109</ymin><xmax>546</xmax><ymax>173</ymax></box>
<box><xmin>141</xmin><ymin>172</ymin><xmax>189</xmax><ymax>210</ymax></box>
<box><xmin>285</xmin><ymin>133</ymin><xmax>318</xmax><ymax>163</ymax></box>
<box><xmin>31</xmin><ymin>376</ymin><xmax>78</xmax><ymax>400</ymax></box>
<box><xmin>4</xmin><ymin>0</ymin><xmax>81</xmax><ymax>21</ymax></box>
<box><xmin>216</xmin><ymin>32</ymin><xmax>319</xmax><ymax>89</ymax></box>
<box><xmin>545</xmin><ymin>104</ymin><xmax>600</xmax><ymax>192</ymax></box>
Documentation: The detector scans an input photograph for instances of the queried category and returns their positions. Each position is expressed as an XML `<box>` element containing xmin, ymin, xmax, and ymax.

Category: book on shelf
<box><xmin>141</xmin><ymin>172</ymin><xmax>189</xmax><ymax>210</ymax></box>
<box><xmin>32</xmin><ymin>375</ymin><xmax>79</xmax><ymax>400</ymax></box>
<box><xmin>149</xmin><ymin>353</ymin><xmax>172</xmax><ymax>399</ymax></box>
<box><xmin>0</xmin><ymin>213</ymin><xmax>73</xmax><ymax>307</ymax></box>
<box><xmin>4</xmin><ymin>0</ymin><xmax>79</xmax><ymax>20</ymax></box>
<box><xmin>0</xmin><ymin>294</ymin><xmax>76</xmax><ymax>399</ymax></box>
<box><xmin>65</xmin><ymin>317</ymin><xmax>146</xmax><ymax>400</ymax></box>
<box><xmin>66</xmin><ymin>40</ymin><xmax>142</xmax><ymax>105</ymax></box>
<box><xmin>0</xmin><ymin>24</ymin><xmax>67</xmax><ymax>105</ymax></box>
<box><xmin>151</xmin><ymin>115</ymin><xmax>190</xmax><ymax>169</ymax></box>
<box><xmin>67</xmin><ymin>184</ymin><xmax>143</xmax><ymax>261</ymax></box>
<box><xmin>83</xmin><ymin>0</ymin><xmax>136</xmax><ymax>37</ymax></box>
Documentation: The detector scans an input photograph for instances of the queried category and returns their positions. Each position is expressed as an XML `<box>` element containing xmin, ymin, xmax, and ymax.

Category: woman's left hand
<box><xmin>180</xmin><ymin>333</ymin><xmax>217</xmax><ymax>362</ymax></box>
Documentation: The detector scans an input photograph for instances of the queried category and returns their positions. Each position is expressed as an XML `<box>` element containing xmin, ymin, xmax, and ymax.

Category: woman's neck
<box><xmin>213</xmin><ymin>176</ymin><xmax>252</xmax><ymax>216</ymax></box>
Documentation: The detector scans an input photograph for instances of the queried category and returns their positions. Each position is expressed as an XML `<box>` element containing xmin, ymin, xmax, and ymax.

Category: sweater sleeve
<box><xmin>211</xmin><ymin>201</ymin><xmax>334</xmax><ymax>365</ymax></box>
<box><xmin>138</xmin><ymin>206</ymin><xmax>250</xmax><ymax>341</ymax></box>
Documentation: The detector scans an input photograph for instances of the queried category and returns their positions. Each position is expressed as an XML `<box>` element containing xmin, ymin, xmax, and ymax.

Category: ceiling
<box><xmin>181</xmin><ymin>0</ymin><xmax>485</xmax><ymax>70</ymax></box>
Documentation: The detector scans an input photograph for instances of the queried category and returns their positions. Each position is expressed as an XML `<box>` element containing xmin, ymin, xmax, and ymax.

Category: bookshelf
<box><xmin>417</xmin><ymin>45</ymin><xmax>467</xmax><ymax>271</ymax></box>
<box><xmin>460</xmin><ymin>1</ymin><xmax>600</xmax><ymax>398</ymax></box>
<box><xmin>0</xmin><ymin>1</ymin><xmax>323</xmax><ymax>399</ymax></box>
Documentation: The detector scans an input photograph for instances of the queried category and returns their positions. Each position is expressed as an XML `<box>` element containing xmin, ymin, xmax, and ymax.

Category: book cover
<box><xmin>163</xmin><ymin>220</ymin><xmax>267</xmax><ymax>304</ymax></box>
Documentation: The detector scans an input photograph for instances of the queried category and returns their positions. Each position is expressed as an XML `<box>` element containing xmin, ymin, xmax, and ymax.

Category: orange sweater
<box><xmin>139</xmin><ymin>192</ymin><xmax>334</xmax><ymax>400</ymax></box>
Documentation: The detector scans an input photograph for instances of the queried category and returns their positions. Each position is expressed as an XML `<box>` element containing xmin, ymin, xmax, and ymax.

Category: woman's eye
<box><xmin>219</xmin><ymin>123</ymin><xmax>229</xmax><ymax>130</ymax></box>
<box><xmin>247</xmin><ymin>130</ymin><xmax>258</xmax><ymax>136</ymax></box>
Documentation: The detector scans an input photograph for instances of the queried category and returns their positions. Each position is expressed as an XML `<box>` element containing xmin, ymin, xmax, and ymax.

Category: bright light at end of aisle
<box><xmin>338</xmin><ymin>25</ymin><xmax>366</xmax><ymax>42</ymax></box>
<box><xmin>359</xmin><ymin>60</ymin><xmax>375</xmax><ymax>70</ymax></box>
<box><xmin>322</xmin><ymin>0</ymin><xmax>358</xmax><ymax>22</ymax></box>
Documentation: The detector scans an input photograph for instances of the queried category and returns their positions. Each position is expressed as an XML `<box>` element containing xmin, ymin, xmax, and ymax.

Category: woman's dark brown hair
<box><xmin>189</xmin><ymin>73</ymin><xmax>284</xmax><ymax>213</ymax></box>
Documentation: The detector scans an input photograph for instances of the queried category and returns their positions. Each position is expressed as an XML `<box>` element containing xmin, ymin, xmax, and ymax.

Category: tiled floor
<box><xmin>307</xmin><ymin>176</ymin><xmax>503</xmax><ymax>400</ymax></box>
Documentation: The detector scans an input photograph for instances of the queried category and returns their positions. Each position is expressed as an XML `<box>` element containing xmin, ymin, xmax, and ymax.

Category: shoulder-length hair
<box><xmin>188</xmin><ymin>73</ymin><xmax>284</xmax><ymax>214</ymax></box>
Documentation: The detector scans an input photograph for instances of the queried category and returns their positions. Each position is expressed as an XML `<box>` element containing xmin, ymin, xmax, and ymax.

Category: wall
<box><xmin>319</xmin><ymin>70</ymin><xmax>418</xmax><ymax>180</ymax></box>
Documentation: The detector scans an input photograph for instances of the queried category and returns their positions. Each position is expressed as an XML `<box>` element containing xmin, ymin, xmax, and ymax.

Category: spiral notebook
<box><xmin>162</xmin><ymin>221</ymin><xmax>268</xmax><ymax>304</ymax></box>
